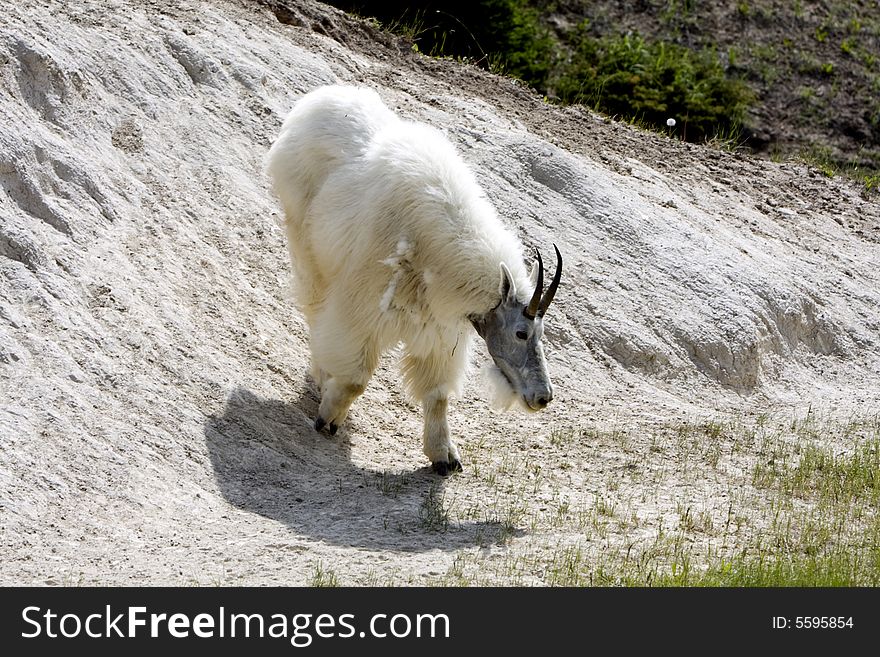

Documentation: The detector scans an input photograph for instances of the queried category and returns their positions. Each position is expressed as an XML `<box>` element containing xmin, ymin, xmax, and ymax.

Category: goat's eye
<box><xmin>516</xmin><ymin>330</ymin><xmax>528</xmax><ymax>341</ymax></box>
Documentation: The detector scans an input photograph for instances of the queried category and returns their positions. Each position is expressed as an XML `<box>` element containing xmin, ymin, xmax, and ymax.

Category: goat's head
<box><xmin>471</xmin><ymin>245</ymin><xmax>562</xmax><ymax>412</ymax></box>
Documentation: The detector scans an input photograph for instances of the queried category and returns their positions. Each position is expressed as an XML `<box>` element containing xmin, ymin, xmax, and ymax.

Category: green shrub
<box><xmin>553</xmin><ymin>29</ymin><xmax>753</xmax><ymax>143</ymax></box>
<box><xmin>476</xmin><ymin>0</ymin><xmax>556</xmax><ymax>83</ymax></box>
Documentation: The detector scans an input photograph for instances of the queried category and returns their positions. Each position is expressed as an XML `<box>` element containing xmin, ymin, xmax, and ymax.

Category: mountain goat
<box><xmin>266</xmin><ymin>85</ymin><xmax>562</xmax><ymax>475</ymax></box>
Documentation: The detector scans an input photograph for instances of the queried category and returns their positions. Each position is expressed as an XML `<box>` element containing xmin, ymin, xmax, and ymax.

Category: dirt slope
<box><xmin>1</xmin><ymin>0</ymin><xmax>878</xmax><ymax>585</ymax></box>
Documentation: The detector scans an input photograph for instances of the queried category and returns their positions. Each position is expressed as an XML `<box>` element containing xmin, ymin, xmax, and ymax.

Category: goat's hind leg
<box><xmin>309</xmin><ymin>303</ymin><xmax>379</xmax><ymax>435</ymax></box>
<box><xmin>314</xmin><ymin>377</ymin><xmax>367</xmax><ymax>435</ymax></box>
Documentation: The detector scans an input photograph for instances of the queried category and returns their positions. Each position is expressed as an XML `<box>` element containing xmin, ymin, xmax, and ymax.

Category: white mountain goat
<box><xmin>266</xmin><ymin>85</ymin><xmax>562</xmax><ymax>475</ymax></box>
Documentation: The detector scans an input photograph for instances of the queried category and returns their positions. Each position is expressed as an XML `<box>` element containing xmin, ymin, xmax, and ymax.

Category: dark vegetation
<box><xmin>327</xmin><ymin>1</ymin><xmax>879</xmax><ymax>187</ymax></box>
<box><xmin>552</xmin><ymin>29</ymin><xmax>750</xmax><ymax>143</ymax></box>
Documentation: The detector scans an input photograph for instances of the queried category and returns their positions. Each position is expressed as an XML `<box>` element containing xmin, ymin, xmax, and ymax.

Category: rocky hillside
<box><xmin>0</xmin><ymin>0</ymin><xmax>878</xmax><ymax>585</ymax></box>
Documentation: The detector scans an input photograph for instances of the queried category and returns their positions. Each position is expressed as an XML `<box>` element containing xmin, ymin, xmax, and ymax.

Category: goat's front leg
<box><xmin>403</xmin><ymin>332</ymin><xmax>470</xmax><ymax>475</ymax></box>
<box><xmin>422</xmin><ymin>392</ymin><xmax>461</xmax><ymax>476</ymax></box>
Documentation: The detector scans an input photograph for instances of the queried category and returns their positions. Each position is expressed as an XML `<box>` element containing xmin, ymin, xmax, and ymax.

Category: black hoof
<box><xmin>432</xmin><ymin>459</ymin><xmax>463</xmax><ymax>476</ymax></box>
<box><xmin>315</xmin><ymin>417</ymin><xmax>339</xmax><ymax>435</ymax></box>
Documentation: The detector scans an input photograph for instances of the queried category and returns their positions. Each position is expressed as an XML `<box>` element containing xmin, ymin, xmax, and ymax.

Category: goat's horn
<box><xmin>537</xmin><ymin>244</ymin><xmax>562</xmax><ymax>317</ymax></box>
<box><xmin>524</xmin><ymin>248</ymin><xmax>543</xmax><ymax>320</ymax></box>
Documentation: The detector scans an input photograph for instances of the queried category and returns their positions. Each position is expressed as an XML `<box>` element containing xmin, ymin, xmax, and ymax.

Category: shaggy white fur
<box><xmin>266</xmin><ymin>85</ymin><xmax>534</xmax><ymax>470</ymax></box>
<box><xmin>482</xmin><ymin>363</ymin><xmax>520</xmax><ymax>411</ymax></box>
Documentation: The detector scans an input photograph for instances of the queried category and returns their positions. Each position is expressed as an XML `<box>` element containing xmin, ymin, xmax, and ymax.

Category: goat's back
<box><xmin>267</xmin><ymin>84</ymin><xmax>528</xmax><ymax>324</ymax></box>
<box><xmin>266</xmin><ymin>85</ymin><xmax>397</xmax><ymax>224</ymax></box>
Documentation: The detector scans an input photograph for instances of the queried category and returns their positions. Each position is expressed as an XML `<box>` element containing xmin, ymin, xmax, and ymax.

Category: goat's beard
<box><xmin>481</xmin><ymin>363</ymin><xmax>526</xmax><ymax>412</ymax></box>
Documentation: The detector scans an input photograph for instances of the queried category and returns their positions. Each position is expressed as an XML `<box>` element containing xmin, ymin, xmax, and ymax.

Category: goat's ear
<box><xmin>499</xmin><ymin>262</ymin><xmax>517</xmax><ymax>303</ymax></box>
<box><xmin>528</xmin><ymin>259</ymin><xmax>539</xmax><ymax>287</ymax></box>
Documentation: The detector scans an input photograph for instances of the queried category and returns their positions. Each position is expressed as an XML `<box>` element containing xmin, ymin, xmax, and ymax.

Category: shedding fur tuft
<box><xmin>481</xmin><ymin>363</ymin><xmax>520</xmax><ymax>411</ymax></box>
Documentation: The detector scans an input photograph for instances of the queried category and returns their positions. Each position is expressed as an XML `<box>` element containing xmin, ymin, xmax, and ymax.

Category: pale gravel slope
<box><xmin>0</xmin><ymin>0</ymin><xmax>877</xmax><ymax>585</ymax></box>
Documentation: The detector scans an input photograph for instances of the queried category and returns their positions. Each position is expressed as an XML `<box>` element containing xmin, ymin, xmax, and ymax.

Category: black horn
<box><xmin>537</xmin><ymin>244</ymin><xmax>562</xmax><ymax>317</ymax></box>
<box><xmin>524</xmin><ymin>248</ymin><xmax>543</xmax><ymax>319</ymax></box>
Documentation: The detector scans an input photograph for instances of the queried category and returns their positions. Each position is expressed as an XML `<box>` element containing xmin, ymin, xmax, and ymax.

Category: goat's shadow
<box><xmin>204</xmin><ymin>382</ymin><xmax>512</xmax><ymax>552</ymax></box>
